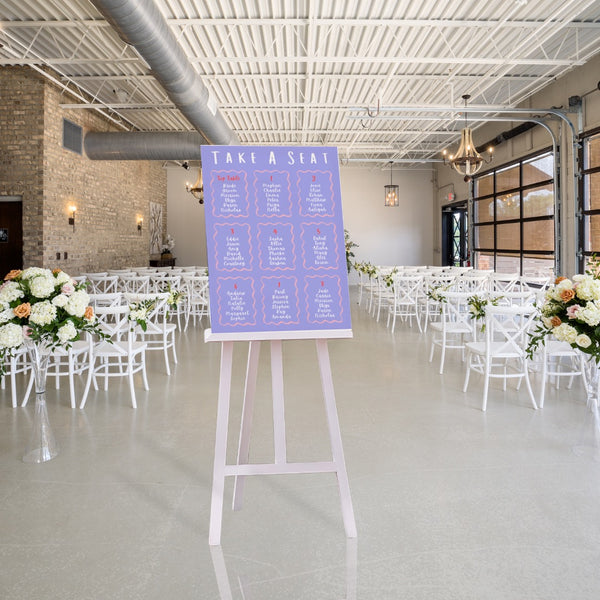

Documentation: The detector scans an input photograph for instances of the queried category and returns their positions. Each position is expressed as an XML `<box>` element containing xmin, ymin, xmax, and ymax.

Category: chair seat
<box><xmin>464</xmin><ymin>341</ymin><xmax>523</xmax><ymax>359</ymax></box>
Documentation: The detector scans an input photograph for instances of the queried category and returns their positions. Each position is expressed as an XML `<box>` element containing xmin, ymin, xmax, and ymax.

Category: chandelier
<box><xmin>384</xmin><ymin>161</ymin><xmax>399</xmax><ymax>207</ymax></box>
<box><xmin>442</xmin><ymin>94</ymin><xmax>493</xmax><ymax>182</ymax></box>
<box><xmin>185</xmin><ymin>167</ymin><xmax>204</xmax><ymax>204</ymax></box>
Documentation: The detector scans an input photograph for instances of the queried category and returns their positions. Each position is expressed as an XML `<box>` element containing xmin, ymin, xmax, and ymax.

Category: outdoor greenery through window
<box><xmin>578</xmin><ymin>129</ymin><xmax>600</xmax><ymax>271</ymax></box>
<box><xmin>472</xmin><ymin>150</ymin><xmax>555</xmax><ymax>276</ymax></box>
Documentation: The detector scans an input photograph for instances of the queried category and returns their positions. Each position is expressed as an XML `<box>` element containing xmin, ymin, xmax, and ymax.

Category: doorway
<box><xmin>0</xmin><ymin>196</ymin><xmax>24</xmax><ymax>275</ymax></box>
<box><xmin>441</xmin><ymin>202</ymin><xmax>468</xmax><ymax>267</ymax></box>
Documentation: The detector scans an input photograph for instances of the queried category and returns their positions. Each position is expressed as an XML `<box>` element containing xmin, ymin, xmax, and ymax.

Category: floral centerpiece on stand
<box><xmin>527</xmin><ymin>264</ymin><xmax>600</xmax><ymax>406</ymax></box>
<box><xmin>0</xmin><ymin>267</ymin><xmax>106</xmax><ymax>463</ymax></box>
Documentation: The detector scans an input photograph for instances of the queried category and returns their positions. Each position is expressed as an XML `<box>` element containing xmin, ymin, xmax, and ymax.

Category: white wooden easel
<box><xmin>205</xmin><ymin>328</ymin><xmax>357</xmax><ymax>546</ymax></box>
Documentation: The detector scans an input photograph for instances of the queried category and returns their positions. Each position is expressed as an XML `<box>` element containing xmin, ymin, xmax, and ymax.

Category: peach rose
<box><xmin>555</xmin><ymin>276</ymin><xmax>566</xmax><ymax>284</ymax></box>
<box><xmin>52</xmin><ymin>268</ymin><xmax>62</xmax><ymax>275</ymax></box>
<box><xmin>550</xmin><ymin>316</ymin><xmax>562</xmax><ymax>328</ymax></box>
<box><xmin>4</xmin><ymin>269</ymin><xmax>22</xmax><ymax>281</ymax></box>
<box><xmin>560</xmin><ymin>288</ymin><xmax>576</xmax><ymax>302</ymax></box>
<box><xmin>84</xmin><ymin>306</ymin><xmax>94</xmax><ymax>320</ymax></box>
<box><xmin>13</xmin><ymin>302</ymin><xmax>31</xmax><ymax>318</ymax></box>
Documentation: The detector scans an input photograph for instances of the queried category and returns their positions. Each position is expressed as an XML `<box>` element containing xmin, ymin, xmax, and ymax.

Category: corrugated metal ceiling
<box><xmin>1</xmin><ymin>0</ymin><xmax>600</xmax><ymax>165</ymax></box>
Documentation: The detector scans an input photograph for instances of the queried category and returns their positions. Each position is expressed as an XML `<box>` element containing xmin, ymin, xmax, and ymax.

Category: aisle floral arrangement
<box><xmin>0</xmin><ymin>267</ymin><xmax>104</xmax><ymax>376</ymax></box>
<box><xmin>527</xmin><ymin>265</ymin><xmax>600</xmax><ymax>362</ymax></box>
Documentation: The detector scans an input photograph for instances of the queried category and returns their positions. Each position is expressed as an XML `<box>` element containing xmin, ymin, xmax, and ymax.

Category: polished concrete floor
<box><xmin>2</xmin><ymin>290</ymin><xmax>600</xmax><ymax>599</ymax></box>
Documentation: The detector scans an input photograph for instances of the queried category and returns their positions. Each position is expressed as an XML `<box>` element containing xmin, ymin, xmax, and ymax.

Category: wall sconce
<box><xmin>68</xmin><ymin>205</ymin><xmax>76</xmax><ymax>230</ymax></box>
<box><xmin>384</xmin><ymin>162</ymin><xmax>399</xmax><ymax>207</ymax></box>
<box><xmin>137</xmin><ymin>216</ymin><xmax>143</xmax><ymax>234</ymax></box>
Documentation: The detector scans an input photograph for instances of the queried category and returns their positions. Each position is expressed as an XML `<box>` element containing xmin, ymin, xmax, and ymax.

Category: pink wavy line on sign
<box><xmin>216</xmin><ymin>276</ymin><xmax>257</xmax><ymax>328</ymax></box>
<box><xmin>212</xmin><ymin>223</ymin><xmax>253</xmax><ymax>272</ymax></box>
<box><xmin>210</xmin><ymin>170</ymin><xmax>250</xmax><ymax>218</ymax></box>
<box><xmin>296</xmin><ymin>170</ymin><xmax>335</xmax><ymax>218</ymax></box>
<box><xmin>253</xmin><ymin>170</ymin><xmax>293</xmax><ymax>218</ymax></box>
<box><xmin>304</xmin><ymin>275</ymin><xmax>344</xmax><ymax>324</ymax></box>
<box><xmin>260</xmin><ymin>276</ymin><xmax>300</xmax><ymax>326</ymax></box>
<box><xmin>299</xmin><ymin>222</ymin><xmax>339</xmax><ymax>271</ymax></box>
<box><xmin>256</xmin><ymin>222</ymin><xmax>296</xmax><ymax>271</ymax></box>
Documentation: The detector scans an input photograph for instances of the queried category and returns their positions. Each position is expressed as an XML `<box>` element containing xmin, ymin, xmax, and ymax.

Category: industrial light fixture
<box><xmin>384</xmin><ymin>161</ymin><xmax>399</xmax><ymax>207</ymax></box>
<box><xmin>185</xmin><ymin>167</ymin><xmax>204</xmax><ymax>204</ymax></box>
<box><xmin>442</xmin><ymin>94</ymin><xmax>493</xmax><ymax>182</ymax></box>
<box><xmin>137</xmin><ymin>216</ymin><xmax>143</xmax><ymax>234</ymax></box>
<box><xmin>68</xmin><ymin>205</ymin><xmax>76</xmax><ymax>230</ymax></box>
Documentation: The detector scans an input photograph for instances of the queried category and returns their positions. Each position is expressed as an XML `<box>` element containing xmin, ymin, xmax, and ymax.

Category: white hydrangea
<box><xmin>29</xmin><ymin>301</ymin><xmax>57</xmax><ymax>326</ymax></box>
<box><xmin>64</xmin><ymin>290</ymin><xmax>90</xmax><ymax>318</ymax></box>
<box><xmin>52</xmin><ymin>294</ymin><xmax>69</xmax><ymax>308</ymax></box>
<box><xmin>0</xmin><ymin>308</ymin><xmax>14</xmax><ymax>325</ymax></box>
<box><xmin>0</xmin><ymin>281</ymin><xmax>24</xmax><ymax>304</ymax></box>
<box><xmin>577</xmin><ymin>302</ymin><xmax>600</xmax><ymax>327</ymax></box>
<box><xmin>576</xmin><ymin>334</ymin><xmax>592</xmax><ymax>348</ymax></box>
<box><xmin>552</xmin><ymin>322</ymin><xmax>578</xmax><ymax>344</ymax></box>
<box><xmin>57</xmin><ymin>320</ymin><xmax>78</xmax><ymax>344</ymax></box>
<box><xmin>0</xmin><ymin>322</ymin><xmax>24</xmax><ymax>349</ymax></box>
<box><xmin>575</xmin><ymin>276</ymin><xmax>600</xmax><ymax>301</ymax></box>
<box><xmin>129</xmin><ymin>307</ymin><xmax>148</xmax><ymax>321</ymax></box>
<box><xmin>29</xmin><ymin>274</ymin><xmax>57</xmax><ymax>299</ymax></box>
<box><xmin>21</xmin><ymin>267</ymin><xmax>51</xmax><ymax>280</ymax></box>
<box><xmin>54</xmin><ymin>270</ymin><xmax>71</xmax><ymax>285</ymax></box>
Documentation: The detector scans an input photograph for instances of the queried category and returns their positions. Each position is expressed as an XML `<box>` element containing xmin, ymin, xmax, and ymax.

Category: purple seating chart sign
<box><xmin>202</xmin><ymin>145</ymin><xmax>352</xmax><ymax>335</ymax></box>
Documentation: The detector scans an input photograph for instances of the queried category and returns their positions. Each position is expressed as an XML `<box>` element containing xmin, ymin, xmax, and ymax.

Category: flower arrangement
<box><xmin>161</xmin><ymin>234</ymin><xmax>175</xmax><ymax>256</ymax></box>
<box><xmin>344</xmin><ymin>229</ymin><xmax>359</xmax><ymax>273</ymax></box>
<box><xmin>354</xmin><ymin>261</ymin><xmax>378</xmax><ymax>280</ymax></box>
<box><xmin>163</xmin><ymin>284</ymin><xmax>185</xmax><ymax>311</ymax></box>
<box><xmin>527</xmin><ymin>265</ymin><xmax>600</xmax><ymax>362</ymax></box>
<box><xmin>467</xmin><ymin>294</ymin><xmax>503</xmax><ymax>331</ymax></box>
<box><xmin>382</xmin><ymin>267</ymin><xmax>399</xmax><ymax>289</ymax></box>
<box><xmin>127</xmin><ymin>298</ymin><xmax>156</xmax><ymax>332</ymax></box>
<box><xmin>0</xmin><ymin>267</ymin><xmax>104</xmax><ymax>376</ymax></box>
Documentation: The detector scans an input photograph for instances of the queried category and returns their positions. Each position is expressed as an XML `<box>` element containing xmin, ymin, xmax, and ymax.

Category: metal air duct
<box><xmin>84</xmin><ymin>131</ymin><xmax>206</xmax><ymax>160</ymax></box>
<box><xmin>89</xmin><ymin>0</ymin><xmax>238</xmax><ymax>148</ymax></box>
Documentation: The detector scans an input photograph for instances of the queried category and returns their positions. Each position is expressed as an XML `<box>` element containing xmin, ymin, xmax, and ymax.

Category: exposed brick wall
<box><xmin>0</xmin><ymin>66</ymin><xmax>167</xmax><ymax>275</ymax></box>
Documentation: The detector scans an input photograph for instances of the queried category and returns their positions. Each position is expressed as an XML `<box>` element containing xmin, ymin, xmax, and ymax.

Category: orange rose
<box><xmin>84</xmin><ymin>306</ymin><xmax>94</xmax><ymax>320</ymax></box>
<box><xmin>13</xmin><ymin>302</ymin><xmax>31</xmax><ymax>318</ymax></box>
<box><xmin>550</xmin><ymin>316</ymin><xmax>562</xmax><ymax>328</ymax></box>
<box><xmin>4</xmin><ymin>269</ymin><xmax>22</xmax><ymax>281</ymax></box>
<box><xmin>560</xmin><ymin>288</ymin><xmax>576</xmax><ymax>302</ymax></box>
<box><xmin>52</xmin><ymin>268</ymin><xmax>62</xmax><ymax>275</ymax></box>
<box><xmin>555</xmin><ymin>276</ymin><xmax>566</xmax><ymax>284</ymax></box>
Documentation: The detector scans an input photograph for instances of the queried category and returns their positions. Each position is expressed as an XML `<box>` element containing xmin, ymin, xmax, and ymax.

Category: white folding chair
<box><xmin>124</xmin><ymin>292</ymin><xmax>177</xmax><ymax>375</ymax></box>
<box><xmin>429</xmin><ymin>291</ymin><xmax>474</xmax><ymax>374</ymax></box>
<box><xmin>463</xmin><ymin>304</ymin><xmax>538</xmax><ymax>411</ymax></box>
<box><xmin>80</xmin><ymin>304</ymin><xmax>149</xmax><ymax>409</ymax></box>
<box><xmin>387</xmin><ymin>274</ymin><xmax>423</xmax><ymax>332</ymax></box>
<box><xmin>183</xmin><ymin>274</ymin><xmax>210</xmax><ymax>329</ymax></box>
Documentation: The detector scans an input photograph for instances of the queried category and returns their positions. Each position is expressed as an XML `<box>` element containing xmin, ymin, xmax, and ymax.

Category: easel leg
<box><xmin>232</xmin><ymin>340</ymin><xmax>261</xmax><ymax>511</ymax></box>
<box><xmin>209</xmin><ymin>341</ymin><xmax>234</xmax><ymax>546</ymax></box>
<box><xmin>271</xmin><ymin>340</ymin><xmax>287</xmax><ymax>464</ymax></box>
<box><xmin>315</xmin><ymin>339</ymin><xmax>357</xmax><ymax>538</ymax></box>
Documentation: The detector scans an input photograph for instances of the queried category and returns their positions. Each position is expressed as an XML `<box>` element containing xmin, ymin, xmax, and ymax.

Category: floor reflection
<box><xmin>210</xmin><ymin>538</ymin><xmax>357</xmax><ymax>600</ymax></box>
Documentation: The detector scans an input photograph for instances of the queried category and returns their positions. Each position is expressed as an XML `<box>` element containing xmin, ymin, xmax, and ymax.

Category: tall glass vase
<box><xmin>573</xmin><ymin>355</ymin><xmax>600</xmax><ymax>461</ymax></box>
<box><xmin>22</xmin><ymin>341</ymin><xmax>59</xmax><ymax>463</ymax></box>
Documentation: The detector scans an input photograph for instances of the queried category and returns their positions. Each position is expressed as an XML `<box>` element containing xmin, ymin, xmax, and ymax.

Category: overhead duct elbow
<box><xmin>84</xmin><ymin>131</ymin><xmax>207</xmax><ymax>160</ymax></box>
<box><xmin>90</xmin><ymin>0</ymin><xmax>239</xmax><ymax>146</ymax></box>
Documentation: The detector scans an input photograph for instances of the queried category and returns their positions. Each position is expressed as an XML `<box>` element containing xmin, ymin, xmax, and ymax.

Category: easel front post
<box><xmin>209</xmin><ymin>341</ymin><xmax>234</xmax><ymax>546</ymax></box>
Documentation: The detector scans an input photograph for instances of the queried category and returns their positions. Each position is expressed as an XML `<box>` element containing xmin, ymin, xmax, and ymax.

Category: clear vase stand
<box><xmin>573</xmin><ymin>356</ymin><xmax>600</xmax><ymax>462</ymax></box>
<box><xmin>22</xmin><ymin>342</ymin><xmax>59</xmax><ymax>463</ymax></box>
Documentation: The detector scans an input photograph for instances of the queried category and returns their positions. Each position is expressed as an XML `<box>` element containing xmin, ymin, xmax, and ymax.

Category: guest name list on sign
<box><xmin>201</xmin><ymin>146</ymin><xmax>352</xmax><ymax>334</ymax></box>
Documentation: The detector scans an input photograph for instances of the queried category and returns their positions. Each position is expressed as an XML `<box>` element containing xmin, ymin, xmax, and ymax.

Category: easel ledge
<box><xmin>204</xmin><ymin>328</ymin><xmax>353</xmax><ymax>342</ymax></box>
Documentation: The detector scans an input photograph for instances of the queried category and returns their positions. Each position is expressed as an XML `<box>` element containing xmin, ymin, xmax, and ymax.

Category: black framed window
<box><xmin>472</xmin><ymin>150</ymin><xmax>555</xmax><ymax>276</ymax></box>
<box><xmin>578</xmin><ymin>128</ymin><xmax>600</xmax><ymax>271</ymax></box>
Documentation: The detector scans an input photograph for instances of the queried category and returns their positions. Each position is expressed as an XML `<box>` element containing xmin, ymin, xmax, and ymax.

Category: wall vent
<box><xmin>62</xmin><ymin>119</ymin><xmax>82</xmax><ymax>155</ymax></box>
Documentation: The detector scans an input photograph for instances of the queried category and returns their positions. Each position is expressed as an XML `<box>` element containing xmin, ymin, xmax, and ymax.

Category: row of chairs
<box><xmin>1</xmin><ymin>279</ymin><xmax>211</xmax><ymax>409</ymax></box>
<box><xmin>358</xmin><ymin>266</ymin><xmax>584</xmax><ymax>411</ymax></box>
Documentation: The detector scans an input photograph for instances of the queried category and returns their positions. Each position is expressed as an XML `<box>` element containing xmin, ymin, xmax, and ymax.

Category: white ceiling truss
<box><xmin>1</xmin><ymin>0</ymin><xmax>600</xmax><ymax>166</ymax></box>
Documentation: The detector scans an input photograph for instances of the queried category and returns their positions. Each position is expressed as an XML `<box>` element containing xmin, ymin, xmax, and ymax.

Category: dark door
<box><xmin>0</xmin><ymin>197</ymin><xmax>24</xmax><ymax>276</ymax></box>
<box><xmin>441</xmin><ymin>204</ymin><xmax>468</xmax><ymax>267</ymax></box>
